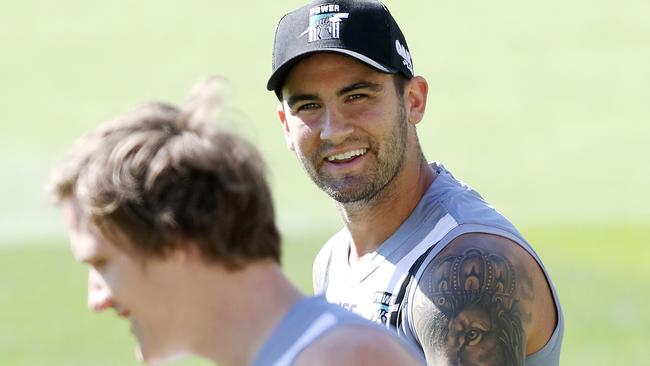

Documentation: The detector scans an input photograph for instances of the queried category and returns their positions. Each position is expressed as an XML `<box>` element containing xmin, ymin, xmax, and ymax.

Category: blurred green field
<box><xmin>2</xmin><ymin>225</ymin><xmax>650</xmax><ymax>365</ymax></box>
<box><xmin>1</xmin><ymin>0</ymin><xmax>649</xmax><ymax>365</ymax></box>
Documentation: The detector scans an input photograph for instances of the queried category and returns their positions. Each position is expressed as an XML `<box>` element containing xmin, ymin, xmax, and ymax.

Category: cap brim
<box><xmin>267</xmin><ymin>48</ymin><xmax>397</xmax><ymax>92</ymax></box>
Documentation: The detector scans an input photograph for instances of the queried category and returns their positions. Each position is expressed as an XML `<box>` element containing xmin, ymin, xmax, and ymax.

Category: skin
<box><xmin>63</xmin><ymin>199</ymin><xmax>196</xmax><ymax>364</ymax></box>
<box><xmin>278</xmin><ymin>53</ymin><xmax>433</xmax><ymax>260</ymax></box>
<box><xmin>411</xmin><ymin>234</ymin><xmax>557</xmax><ymax>365</ymax></box>
<box><xmin>277</xmin><ymin>53</ymin><xmax>557</xmax><ymax>365</ymax></box>
<box><xmin>63</xmin><ymin>198</ymin><xmax>424</xmax><ymax>365</ymax></box>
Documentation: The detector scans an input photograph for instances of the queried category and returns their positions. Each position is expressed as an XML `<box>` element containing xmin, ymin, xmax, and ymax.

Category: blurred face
<box><xmin>278</xmin><ymin>53</ymin><xmax>409</xmax><ymax>203</ymax></box>
<box><xmin>63</xmin><ymin>200</ymin><xmax>190</xmax><ymax>365</ymax></box>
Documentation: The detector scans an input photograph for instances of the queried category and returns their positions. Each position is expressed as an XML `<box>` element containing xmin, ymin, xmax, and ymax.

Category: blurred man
<box><xmin>49</xmin><ymin>78</ymin><xmax>424</xmax><ymax>366</ymax></box>
<box><xmin>267</xmin><ymin>1</ymin><xmax>564</xmax><ymax>365</ymax></box>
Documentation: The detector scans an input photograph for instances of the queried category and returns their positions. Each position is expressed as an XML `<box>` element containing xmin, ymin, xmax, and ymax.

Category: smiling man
<box><xmin>48</xmin><ymin>78</ymin><xmax>424</xmax><ymax>366</ymax></box>
<box><xmin>267</xmin><ymin>1</ymin><xmax>564</xmax><ymax>365</ymax></box>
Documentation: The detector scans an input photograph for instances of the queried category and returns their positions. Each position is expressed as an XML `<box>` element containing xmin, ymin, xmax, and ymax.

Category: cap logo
<box><xmin>395</xmin><ymin>40</ymin><xmax>413</xmax><ymax>74</ymax></box>
<box><xmin>299</xmin><ymin>4</ymin><xmax>349</xmax><ymax>43</ymax></box>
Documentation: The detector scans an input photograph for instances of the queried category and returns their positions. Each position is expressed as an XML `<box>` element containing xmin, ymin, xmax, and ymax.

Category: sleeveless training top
<box><xmin>252</xmin><ymin>295</ymin><xmax>423</xmax><ymax>365</ymax></box>
<box><xmin>313</xmin><ymin>162</ymin><xmax>564</xmax><ymax>366</ymax></box>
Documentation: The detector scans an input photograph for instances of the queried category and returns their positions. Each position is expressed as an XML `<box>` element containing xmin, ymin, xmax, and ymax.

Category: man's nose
<box><xmin>87</xmin><ymin>269</ymin><xmax>114</xmax><ymax>312</ymax></box>
<box><xmin>319</xmin><ymin>107</ymin><xmax>353</xmax><ymax>144</ymax></box>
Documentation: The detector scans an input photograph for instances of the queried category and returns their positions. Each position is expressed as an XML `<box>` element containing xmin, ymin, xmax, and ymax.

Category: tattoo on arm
<box><xmin>412</xmin><ymin>246</ymin><xmax>531</xmax><ymax>365</ymax></box>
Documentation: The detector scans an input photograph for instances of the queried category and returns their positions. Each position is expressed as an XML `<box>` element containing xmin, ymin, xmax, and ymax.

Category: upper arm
<box><xmin>410</xmin><ymin>233</ymin><xmax>556</xmax><ymax>365</ymax></box>
<box><xmin>294</xmin><ymin>326</ymin><xmax>425</xmax><ymax>366</ymax></box>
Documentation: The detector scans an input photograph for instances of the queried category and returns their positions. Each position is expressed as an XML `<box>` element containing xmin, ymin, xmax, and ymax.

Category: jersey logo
<box><xmin>371</xmin><ymin>291</ymin><xmax>399</xmax><ymax>324</ymax></box>
<box><xmin>338</xmin><ymin>302</ymin><xmax>358</xmax><ymax>312</ymax></box>
<box><xmin>300</xmin><ymin>4</ymin><xmax>349</xmax><ymax>42</ymax></box>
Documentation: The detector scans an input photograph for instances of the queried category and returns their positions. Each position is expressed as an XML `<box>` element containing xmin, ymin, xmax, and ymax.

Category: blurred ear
<box><xmin>404</xmin><ymin>76</ymin><xmax>428</xmax><ymax>126</ymax></box>
<box><xmin>277</xmin><ymin>104</ymin><xmax>295</xmax><ymax>151</ymax></box>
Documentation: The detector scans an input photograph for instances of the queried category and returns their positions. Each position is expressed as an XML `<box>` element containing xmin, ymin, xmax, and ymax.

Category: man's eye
<box><xmin>297</xmin><ymin>103</ymin><xmax>320</xmax><ymax>112</ymax></box>
<box><xmin>347</xmin><ymin>94</ymin><xmax>366</xmax><ymax>102</ymax></box>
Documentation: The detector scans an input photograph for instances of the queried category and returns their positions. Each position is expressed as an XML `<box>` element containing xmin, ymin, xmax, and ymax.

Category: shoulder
<box><xmin>409</xmin><ymin>232</ymin><xmax>557</xmax><ymax>365</ymax></box>
<box><xmin>293</xmin><ymin>325</ymin><xmax>424</xmax><ymax>366</ymax></box>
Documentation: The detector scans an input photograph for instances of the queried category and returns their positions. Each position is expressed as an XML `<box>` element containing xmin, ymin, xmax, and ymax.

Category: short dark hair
<box><xmin>392</xmin><ymin>74</ymin><xmax>408</xmax><ymax>97</ymax></box>
<box><xmin>49</xmin><ymin>78</ymin><xmax>281</xmax><ymax>269</ymax></box>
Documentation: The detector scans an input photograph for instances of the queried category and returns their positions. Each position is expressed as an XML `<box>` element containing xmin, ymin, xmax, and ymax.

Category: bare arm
<box><xmin>410</xmin><ymin>233</ymin><xmax>556</xmax><ymax>365</ymax></box>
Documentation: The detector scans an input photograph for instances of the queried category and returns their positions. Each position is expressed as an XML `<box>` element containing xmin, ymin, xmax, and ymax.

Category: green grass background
<box><xmin>1</xmin><ymin>0</ymin><xmax>648</xmax><ymax>364</ymax></box>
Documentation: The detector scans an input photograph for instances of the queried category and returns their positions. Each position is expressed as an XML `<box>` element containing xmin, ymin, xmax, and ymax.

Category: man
<box><xmin>267</xmin><ymin>1</ymin><xmax>564</xmax><ymax>365</ymax></box>
<box><xmin>49</xmin><ymin>78</ymin><xmax>424</xmax><ymax>366</ymax></box>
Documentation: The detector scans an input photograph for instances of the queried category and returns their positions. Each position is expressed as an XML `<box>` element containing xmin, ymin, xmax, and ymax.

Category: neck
<box><xmin>189</xmin><ymin>261</ymin><xmax>303</xmax><ymax>366</ymax></box>
<box><xmin>338</xmin><ymin>157</ymin><xmax>436</xmax><ymax>262</ymax></box>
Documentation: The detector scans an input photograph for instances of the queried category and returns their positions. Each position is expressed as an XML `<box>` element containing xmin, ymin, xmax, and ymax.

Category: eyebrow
<box><xmin>287</xmin><ymin>93</ymin><xmax>319</xmax><ymax>109</ymax></box>
<box><xmin>337</xmin><ymin>81</ymin><xmax>383</xmax><ymax>97</ymax></box>
<box><xmin>285</xmin><ymin>81</ymin><xmax>384</xmax><ymax>109</ymax></box>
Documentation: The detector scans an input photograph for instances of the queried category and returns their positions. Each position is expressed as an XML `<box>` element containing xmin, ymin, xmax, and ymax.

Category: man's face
<box><xmin>278</xmin><ymin>53</ymin><xmax>409</xmax><ymax>203</ymax></box>
<box><xmin>63</xmin><ymin>200</ymin><xmax>189</xmax><ymax>365</ymax></box>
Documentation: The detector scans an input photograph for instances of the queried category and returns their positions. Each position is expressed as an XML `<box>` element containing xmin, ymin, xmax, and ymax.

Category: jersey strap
<box><xmin>390</xmin><ymin>245</ymin><xmax>434</xmax><ymax>335</ymax></box>
<box><xmin>272</xmin><ymin>312</ymin><xmax>338</xmax><ymax>366</ymax></box>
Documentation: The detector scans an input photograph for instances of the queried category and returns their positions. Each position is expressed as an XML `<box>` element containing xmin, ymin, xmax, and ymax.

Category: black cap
<box><xmin>267</xmin><ymin>0</ymin><xmax>414</xmax><ymax>94</ymax></box>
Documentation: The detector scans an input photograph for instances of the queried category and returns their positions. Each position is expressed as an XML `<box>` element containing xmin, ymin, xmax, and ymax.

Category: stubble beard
<box><xmin>298</xmin><ymin>101</ymin><xmax>408</xmax><ymax>204</ymax></box>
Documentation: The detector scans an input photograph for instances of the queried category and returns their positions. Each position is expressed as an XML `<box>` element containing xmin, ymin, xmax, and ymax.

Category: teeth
<box><xmin>327</xmin><ymin>149</ymin><xmax>367</xmax><ymax>162</ymax></box>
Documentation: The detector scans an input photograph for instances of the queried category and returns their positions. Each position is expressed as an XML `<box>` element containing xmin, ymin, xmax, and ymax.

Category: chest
<box><xmin>324</xmin><ymin>249</ymin><xmax>425</xmax><ymax>326</ymax></box>
<box><xmin>320</xmin><ymin>213</ymin><xmax>458</xmax><ymax>325</ymax></box>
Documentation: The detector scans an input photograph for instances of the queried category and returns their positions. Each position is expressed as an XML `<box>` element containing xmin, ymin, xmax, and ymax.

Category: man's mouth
<box><xmin>326</xmin><ymin>148</ymin><xmax>368</xmax><ymax>163</ymax></box>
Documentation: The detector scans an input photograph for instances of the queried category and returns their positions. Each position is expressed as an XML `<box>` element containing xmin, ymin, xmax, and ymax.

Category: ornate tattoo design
<box><xmin>415</xmin><ymin>247</ymin><xmax>528</xmax><ymax>365</ymax></box>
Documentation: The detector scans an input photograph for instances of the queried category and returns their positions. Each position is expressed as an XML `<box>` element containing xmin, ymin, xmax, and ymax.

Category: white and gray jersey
<box><xmin>252</xmin><ymin>295</ymin><xmax>422</xmax><ymax>366</ymax></box>
<box><xmin>313</xmin><ymin>162</ymin><xmax>564</xmax><ymax>366</ymax></box>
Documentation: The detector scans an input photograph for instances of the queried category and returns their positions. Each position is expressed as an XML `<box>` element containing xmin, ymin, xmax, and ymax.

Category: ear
<box><xmin>404</xmin><ymin>76</ymin><xmax>428</xmax><ymax>126</ymax></box>
<box><xmin>277</xmin><ymin>103</ymin><xmax>295</xmax><ymax>151</ymax></box>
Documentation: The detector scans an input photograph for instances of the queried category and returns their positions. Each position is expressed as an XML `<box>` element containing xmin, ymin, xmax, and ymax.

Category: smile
<box><xmin>326</xmin><ymin>148</ymin><xmax>367</xmax><ymax>162</ymax></box>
